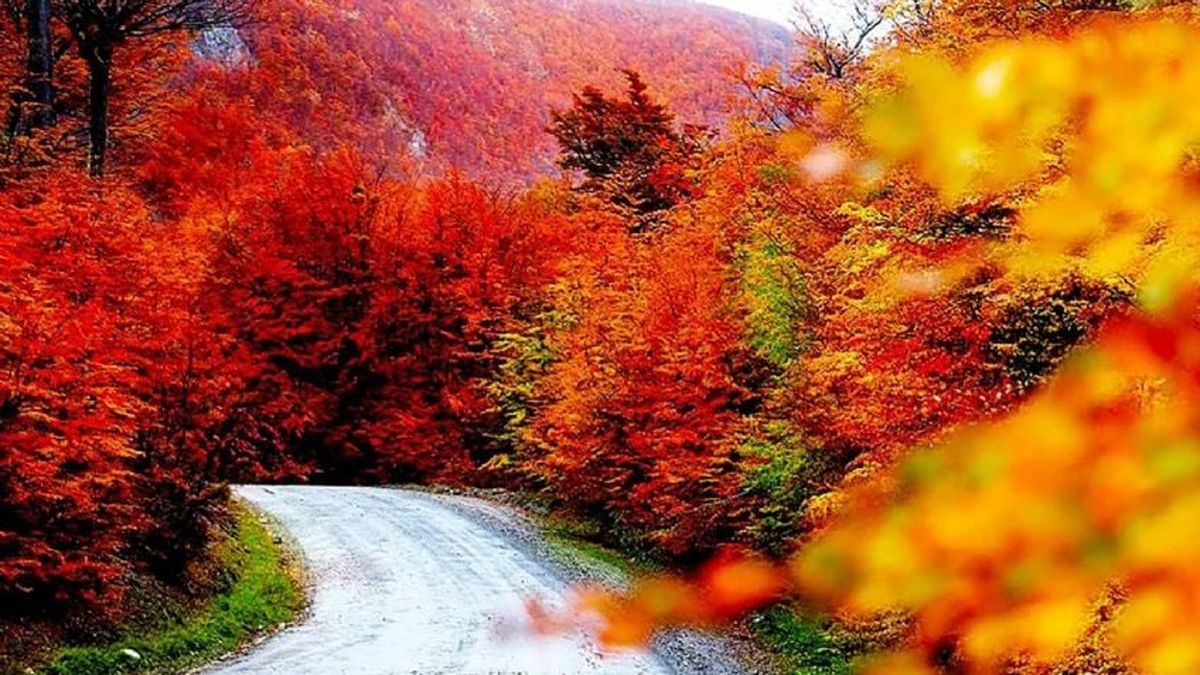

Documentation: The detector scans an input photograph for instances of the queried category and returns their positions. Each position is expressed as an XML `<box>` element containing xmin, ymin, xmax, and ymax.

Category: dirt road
<box><xmin>203</xmin><ymin>486</ymin><xmax>750</xmax><ymax>675</ymax></box>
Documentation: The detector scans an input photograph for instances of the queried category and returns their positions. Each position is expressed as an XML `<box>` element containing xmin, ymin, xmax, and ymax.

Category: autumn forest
<box><xmin>3</xmin><ymin>0</ymin><xmax>1200</xmax><ymax>673</ymax></box>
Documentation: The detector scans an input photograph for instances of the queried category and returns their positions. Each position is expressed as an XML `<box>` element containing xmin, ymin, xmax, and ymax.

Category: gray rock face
<box><xmin>194</xmin><ymin>26</ymin><xmax>250</xmax><ymax>67</ymax></box>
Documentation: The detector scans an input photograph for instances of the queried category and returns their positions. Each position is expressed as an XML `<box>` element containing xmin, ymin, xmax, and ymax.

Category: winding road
<box><xmin>203</xmin><ymin>486</ymin><xmax>750</xmax><ymax>675</ymax></box>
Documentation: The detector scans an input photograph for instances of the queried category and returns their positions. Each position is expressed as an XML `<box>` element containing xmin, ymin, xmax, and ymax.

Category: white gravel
<box><xmin>203</xmin><ymin>485</ymin><xmax>751</xmax><ymax>675</ymax></box>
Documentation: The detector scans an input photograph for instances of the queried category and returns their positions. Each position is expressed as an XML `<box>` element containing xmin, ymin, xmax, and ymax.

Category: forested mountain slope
<box><xmin>224</xmin><ymin>0</ymin><xmax>790</xmax><ymax>179</ymax></box>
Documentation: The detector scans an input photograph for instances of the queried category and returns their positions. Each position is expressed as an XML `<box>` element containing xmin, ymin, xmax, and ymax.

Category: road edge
<box><xmin>190</xmin><ymin>492</ymin><xmax>312</xmax><ymax>674</ymax></box>
<box><xmin>404</xmin><ymin>488</ymin><xmax>784</xmax><ymax>675</ymax></box>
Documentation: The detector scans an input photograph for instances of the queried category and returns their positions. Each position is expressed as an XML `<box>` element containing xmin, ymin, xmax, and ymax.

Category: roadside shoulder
<box><xmin>18</xmin><ymin>498</ymin><xmax>306</xmax><ymax>675</ymax></box>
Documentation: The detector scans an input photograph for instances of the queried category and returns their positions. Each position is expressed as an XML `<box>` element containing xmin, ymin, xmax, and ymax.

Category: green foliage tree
<box><xmin>549</xmin><ymin>69</ymin><xmax>702</xmax><ymax>230</ymax></box>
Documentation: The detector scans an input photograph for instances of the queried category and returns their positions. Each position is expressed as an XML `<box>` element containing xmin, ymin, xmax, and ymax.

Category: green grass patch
<box><xmin>752</xmin><ymin>606</ymin><xmax>852</xmax><ymax>675</ymax></box>
<box><xmin>539</xmin><ymin>514</ymin><xmax>659</xmax><ymax>576</ymax></box>
<box><xmin>37</xmin><ymin>501</ymin><xmax>304</xmax><ymax>675</ymax></box>
<box><xmin>544</xmin><ymin>529</ymin><xmax>641</xmax><ymax>575</ymax></box>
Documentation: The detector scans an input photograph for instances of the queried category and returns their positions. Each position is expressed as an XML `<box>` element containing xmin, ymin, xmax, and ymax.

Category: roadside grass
<box><xmin>751</xmin><ymin>606</ymin><xmax>852</xmax><ymax>675</ymax></box>
<box><xmin>540</xmin><ymin>515</ymin><xmax>655</xmax><ymax>576</ymax></box>
<box><xmin>532</xmin><ymin>509</ymin><xmax>852</xmax><ymax>675</ymax></box>
<box><xmin>35</xmin><ymin>501</ymin><xmax>304</xmax><ymax>675</ymax></box>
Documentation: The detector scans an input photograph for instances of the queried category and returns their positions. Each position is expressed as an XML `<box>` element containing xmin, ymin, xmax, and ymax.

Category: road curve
<box><xmin>204</xmin><ymin>486</ymin><xmax>745</xmax><ymax>675</ymax></box>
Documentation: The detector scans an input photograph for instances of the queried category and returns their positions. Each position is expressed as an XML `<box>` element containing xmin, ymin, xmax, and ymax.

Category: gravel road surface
<box><xmin>202</xmin><ymin>485</ymin><xmax>753</xmax><ymax>675</ymax></box>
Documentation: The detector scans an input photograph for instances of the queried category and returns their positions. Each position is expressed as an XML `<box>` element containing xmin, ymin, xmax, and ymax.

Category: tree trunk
<box><xmin>4</xmin><ymin>0</ymin><xmax>54</xmax><ymax>145</ymax></box>
<box><xmin>25</xmin><ymin>0</ymin><xmax>54</xmax><ymax>127</ymax></box>
<box><xmin>86</xmin><ymin>44</ymin><xmax>113</xmax><ymax>178</ymax></box>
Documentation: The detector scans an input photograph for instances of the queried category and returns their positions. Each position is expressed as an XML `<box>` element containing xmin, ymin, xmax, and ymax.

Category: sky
<box><xmin>697</xmin><ymin>0</ymin><xmax>849</xmax><ymax>29</ymax></box>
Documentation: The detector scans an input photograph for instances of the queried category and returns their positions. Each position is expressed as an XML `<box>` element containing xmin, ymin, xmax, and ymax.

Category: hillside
<box><xmin>218</xmin><ymin>0</ymin><xmax>791</xmax><ymax>179</ymax></box>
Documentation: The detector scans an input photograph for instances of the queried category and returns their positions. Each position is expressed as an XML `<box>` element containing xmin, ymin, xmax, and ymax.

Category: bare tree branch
<box><xmin>794</xmin><ymin>0</ymin><xmax>886</xmax><ymax>80</ymax></box>
<box><xmin>54</xmin><ymin>0</ymin><xmax>252</xmax><ymax>176</ymax></box>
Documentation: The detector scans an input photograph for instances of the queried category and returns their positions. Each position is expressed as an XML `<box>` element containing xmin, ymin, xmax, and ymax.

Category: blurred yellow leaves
<box><xmin>800</xmin><ymin>33</ymin><xmax>1200</xmax><ymax>669</ymax></box>
<box><xmin>772</xmin><ymin>19</ymin><xmax>1200</xmax><ymax>673</ymax></box>
<box><xmin>798</xmin><ymin>304</ymin><xmax>1200</xmax><ymax>674</ymax></box>
<box><xmin>866</xmin><ymin>20</ymin><xmax>1200</xmax><ymax>305</ymax></box>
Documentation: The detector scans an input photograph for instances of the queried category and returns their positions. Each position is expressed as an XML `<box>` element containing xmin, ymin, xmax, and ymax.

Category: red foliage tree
<box><xmin>0</xmin><ymin>171</ymin><xmax>225</xmax><ymax>615</ymax></box>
